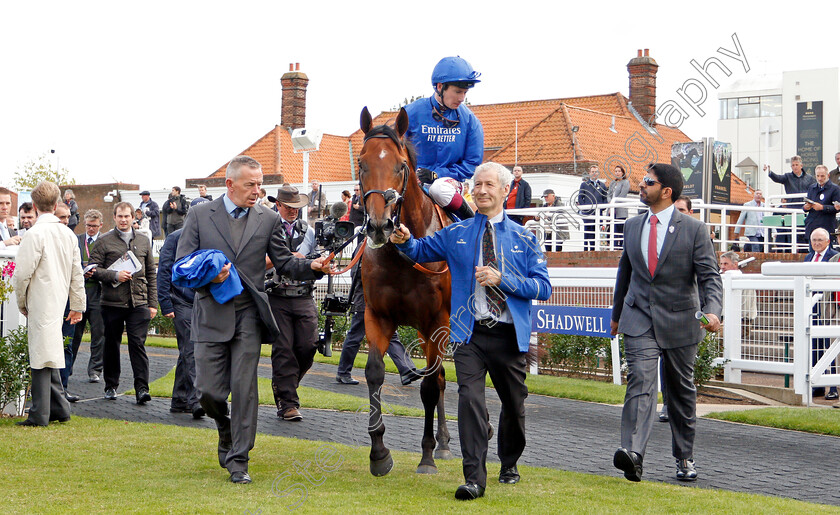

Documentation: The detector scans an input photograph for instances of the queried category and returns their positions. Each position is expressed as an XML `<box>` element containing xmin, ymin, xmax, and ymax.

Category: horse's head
<box><xmin>358</xmin><ymin>106</ymin><xmax>413</xmax><ymax>249</ymax></box>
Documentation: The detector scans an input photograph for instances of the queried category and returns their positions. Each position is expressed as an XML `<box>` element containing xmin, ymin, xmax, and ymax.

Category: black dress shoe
<box><xmin>229</xmin><ymin>471</ymin><xmax>251</xmax><ymax>484</ymax></box>
<box><xmin>826</xmin><ymin>389</ymin><xmax>839</xmax><ymax>401</ymax></box>
<box><xmin>170</xmin><ymin>406</ymin><xmax>191</xmax><ymax>413</ymax></box>
<box><xmin>192</xmin><ymin>406</ymin><xmax>206</xmax><ymax>419</ymax></box>
<box><xmin>613</xmin><ymin>448</ymin><xmax>643</xmax><ymax>482</ymax></box>
<box><xmin>136</xmin><ymin>388</ymin><xmax>152</xmax><ymax>405</ymax></box>
<box><xmin>499</xmin><ymin>465</ymin><xmax>520</xmax><ymax>484</ymax></box>
<box><xmin>676</xmin><ymin>458</ymin><xmax>697</xmax><ymax>481</ymax></box>
<box><xmin>50</xmin><ymin>415</ymin><xmax>71</xmax><ymax>423</ymax></box>
<box><xmin>104</xmin><ymin>388</ymin><xmax>117</xmax><ymax>400</ymax></box>
<box><xmin>336</xmin><ymin>376</ymin><xmax>359</xmax><ymax>385</ymax></box>
<box><xmin>400</xmin><ymin>367</ymin><xmax>426</xmax><ymax>386</ymax></box>
<box><xmin>454</xmin><ymin>482</ymin><xmax>485</xmax><ymax>500</ymax></box>
<box><xmin>16</xmin><ymin>419</ymin><xmax>47</xmax><ymax>427</ymax></box>
<box><xmin>64</xmin><ymin>391</ymin><xmax>79</xmax><ymax>403</ymax></box>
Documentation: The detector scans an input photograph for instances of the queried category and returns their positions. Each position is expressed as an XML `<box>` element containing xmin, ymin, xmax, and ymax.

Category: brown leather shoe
<box><xmin>282</xmin><ymin>407</ymin><xmax>303</xmax><ymax>422</ymax></box>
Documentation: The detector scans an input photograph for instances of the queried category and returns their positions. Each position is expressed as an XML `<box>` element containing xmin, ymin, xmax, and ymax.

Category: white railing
<box><xmin>509</xmin><ymin>199</ymin><xmax>808</xmax><ymax>253</ymax></box>
<box><xmin>722</xmin><ymin>263</ymin><xmax>840</xmax><ymax>405</ymax></box>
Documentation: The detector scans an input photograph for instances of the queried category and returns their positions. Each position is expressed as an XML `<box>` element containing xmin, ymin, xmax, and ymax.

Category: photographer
<box><xmin>265</xmin><ymin>186</ymin><xmax>318</xmax><ymax>422</ymax></box>
<box><xmin>162</xmin><ymin>186</ymin><xmax>189</xmax><ymax>236</ymax></box>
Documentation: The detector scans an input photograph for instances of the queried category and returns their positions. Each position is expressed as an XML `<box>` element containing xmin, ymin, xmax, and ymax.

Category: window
<box><xmin>760</xmin><ymin>95</ymin><xmax>782</xmax><ymax>117</ymax></box>
<box><xmin>738</xmin><ymin>97</ymin><xmax>759</xmax><ymax>118</ymax></box>
<box><xmin>727</xmin><ymin>98</ymin><xmax>738</xmax><ymax>119</ymax></box>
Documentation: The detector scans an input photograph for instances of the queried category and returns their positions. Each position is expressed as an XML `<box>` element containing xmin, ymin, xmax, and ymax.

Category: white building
<box><xmin>717</xmin><ymin>67</ymin><xmax>840</xmax><ymax>199</ymax></box>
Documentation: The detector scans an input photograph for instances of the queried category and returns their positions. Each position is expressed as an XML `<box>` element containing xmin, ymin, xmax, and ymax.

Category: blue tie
<box><xmin>232</xmin><ymin>207</ymin><xmax>245</xmax><ymax>219</ymax></box>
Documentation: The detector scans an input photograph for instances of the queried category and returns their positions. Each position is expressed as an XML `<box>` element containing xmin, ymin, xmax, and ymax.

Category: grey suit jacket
<box><xmin>612</xmin><ymin>210</ymin><xmax>722</xmax><ymax>349</ymax></box>
<box><xmin>175</xmin><ymin>197</ymin><xmax>320</xmax><ymax>343</ymax></box>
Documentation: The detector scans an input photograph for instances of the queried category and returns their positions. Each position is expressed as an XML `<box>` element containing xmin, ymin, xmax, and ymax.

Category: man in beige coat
<box><xmin>13</xmin><ymin>181</ymin><xmax>85</xmax><ymax>426</ymax></box>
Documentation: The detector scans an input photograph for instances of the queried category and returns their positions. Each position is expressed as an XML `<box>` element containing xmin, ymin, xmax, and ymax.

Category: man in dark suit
<box><xmin>611</xmin><ymin>163</ymin><xmax>722</xmax><ymax>483</ymax></box>
<box><xmin>349</xmin><ymin>184</ymin><xmax>365</xmax><ymax>227</ymax></box>
<box><xmin>578</xmin><ymin>165</ymin><xmax>607</xmax><ymax>251</ymax></box>
<box><xmin>69</xmin><ymin>209</ymin><xmax>106</xmax><ymax>384</ymax></box>
<box><xmin>804</xmin><ymin>228</ymin><xmax>839</xmax><ymax>400</ymax></box>
<box><xmin>176</xmin><ymin>155</ymin><xmax>329</xmax><ymax>485</ymax></box>
<box><xmin>828</xmin><ymin>152</ymin><xmax>840</xmax><ymax>186</ymax></box>
<box><xmin>803</xmin><ymin>165</ymin><xmax>840</xmax><ymax>247</ymax></box>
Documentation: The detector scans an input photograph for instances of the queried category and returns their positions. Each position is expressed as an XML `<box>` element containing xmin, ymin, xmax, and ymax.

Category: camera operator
<box><xmin>264</xmin><ymin>186</ymin><xmax>318</xmax><ymax>422</ymax></box>
<box><xmin>162</xmin><ymin>186</ymin><xmax>189</xmax><ymax>236</ymax></box>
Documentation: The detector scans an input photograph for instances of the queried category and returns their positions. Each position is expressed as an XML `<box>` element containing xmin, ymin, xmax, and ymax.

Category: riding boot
<box><xmin>452</xmin><ymin>202</ymin><xmax>474</xmax><ymax>220</ymax></box>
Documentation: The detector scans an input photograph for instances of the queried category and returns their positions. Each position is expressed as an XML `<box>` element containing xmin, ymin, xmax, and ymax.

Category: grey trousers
<box><xmin>194</xmin><ymin>309</ymin><xmax>262</xmax><ymax>474</ymax></box>
<box><xmin>26</xmin><ymin>367</ymin><xmax>71</xmax><ymax>425</ymax></box>
<box><xmin>622</xmin><ymin>328</ymin><xmax>697</xmax><ymax>459</ymax></box>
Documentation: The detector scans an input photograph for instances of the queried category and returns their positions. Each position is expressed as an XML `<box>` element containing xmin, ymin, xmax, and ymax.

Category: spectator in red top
<box><xmin>505</xmin><ymin>165</ymin><xmax>531</xmax><ymax>225</ymax></box>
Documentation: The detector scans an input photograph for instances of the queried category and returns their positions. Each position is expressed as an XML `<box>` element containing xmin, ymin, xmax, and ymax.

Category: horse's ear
<box><xmin>396</xmin><ymin>107</ymin><xmax>409</xmax><ymax>138</ymax></box>
<box><xmin>360</xmin><ymin>107</ymin><xmax>372</xmax><ymax>134</ymax></box>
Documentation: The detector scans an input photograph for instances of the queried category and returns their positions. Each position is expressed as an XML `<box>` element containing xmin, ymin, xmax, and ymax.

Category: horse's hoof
<box><xmin>488</xmin><ymin>423</ymin><xmax>495</xmax><ymax>441</ymax></box>
<box><xmin>370</xmin><ymin>453</ymin><xmax>394</xmax><ymax>477</ymax></box>
<box><xmin>434</xmin><ymin>449</ymin><xmax>454</xmax><ymax>460</ymax></box>
<box><xmin>416</xmin><ymin>464</ymin><xmax>438</xmax><ymax>475</ymax></box>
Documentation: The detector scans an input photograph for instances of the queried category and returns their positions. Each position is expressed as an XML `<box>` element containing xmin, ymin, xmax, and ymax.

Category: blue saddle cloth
<box><xmin>172</xmin><ymin>249</ymin><xmax>244</xmax><ymax>304</ymax></box>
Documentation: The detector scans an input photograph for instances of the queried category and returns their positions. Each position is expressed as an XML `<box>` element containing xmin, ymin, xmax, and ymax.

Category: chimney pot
<box><xmin>289</xmin><ymin>63</ymin><xmax>293</xmax><ymax>71</ymax></box>
<box><xmin>627</xmin><ymin>50</ymin><xmax>659</xmax><ymax>126</ymax></box>
<box><xmin>295</xmin><ymin>63</ymin><xmax>300</xmax><ymax>71</ymax></box>
<box><xmin>637</xmin><ymin>49</ymin><xmax>642</xmax><ymax>57</ymax></box>
<box><xmin>644</xmin><ymin>49</ymin><xmax>649</xmax><ymax>57</ymax></box>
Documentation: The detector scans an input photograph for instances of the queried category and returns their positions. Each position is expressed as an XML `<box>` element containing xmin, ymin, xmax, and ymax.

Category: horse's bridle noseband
<box><xmin>360</xmin><ymin>133</ymin><xmax>411</xmax><ymax>229</ymax></box>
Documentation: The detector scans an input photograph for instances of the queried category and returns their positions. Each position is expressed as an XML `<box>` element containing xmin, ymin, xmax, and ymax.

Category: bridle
<box><xmin>359</xmin><ymin>133</ymin><xmax>411</xmax><ymax>230</ymax></box>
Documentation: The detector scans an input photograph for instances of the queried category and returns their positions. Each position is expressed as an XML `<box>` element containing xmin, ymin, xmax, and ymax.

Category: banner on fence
<box><xmin>531</xmin><ymin>305</ymin><xmax>613</xmax><ymax>338</ymax></box>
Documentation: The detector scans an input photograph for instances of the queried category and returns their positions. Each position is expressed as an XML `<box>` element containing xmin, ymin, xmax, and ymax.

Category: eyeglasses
<box><xmin>642</xmin><ymin>177</ymin><xmax>660</xmax><ymax>186</ymax></box>
<box><xmin>85</xmin><ymin>223</ymin><xmax>101</xmax><ymax>228</ymax></box>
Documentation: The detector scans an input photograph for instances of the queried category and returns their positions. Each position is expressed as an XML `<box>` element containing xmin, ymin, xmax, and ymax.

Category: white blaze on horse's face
<box><xmin>379</xmin><ymin>149</ymin><xmax>387</xmax><ymax>160</ymax></box>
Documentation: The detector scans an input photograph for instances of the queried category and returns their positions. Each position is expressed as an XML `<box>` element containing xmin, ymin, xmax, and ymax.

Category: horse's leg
<box><xmin>416</xmin><ymin>330</ymin><xmax>439</xmax><ymax>474</ymax></box>
<box><xmin>365</xmin><ymin>311</ymin><xmax>395</xmax><ymax>477</ymax></box>
<box><xmin>428</xmin><ymin>319</ymin><xmax>453</xmax><ymax>460</ymax></box>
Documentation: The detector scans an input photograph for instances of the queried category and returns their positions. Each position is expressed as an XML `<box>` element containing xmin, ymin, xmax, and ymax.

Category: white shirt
<box><xmin>474</xmin><ymin>212</ymin><xmax>513</xmax><ymax>324</ymax></box>
<box><xmin>641</xmin><ymin>204</ymin><xmax>675</xmax><ymax>266</ymax></box>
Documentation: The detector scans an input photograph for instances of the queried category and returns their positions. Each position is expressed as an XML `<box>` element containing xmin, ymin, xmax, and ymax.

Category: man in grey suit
<box><xmin>176</xmin><ymin>155</ymin><xmax>330</xmax><ymax>484</ymax></box>
<box><xmin>610</xmin><ymin>163</ymin><xmax>722</xmax><ymax>483</ymax></box>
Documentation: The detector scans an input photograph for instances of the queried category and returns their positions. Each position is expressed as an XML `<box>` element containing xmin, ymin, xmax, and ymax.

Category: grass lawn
<box><xmin>706</xmin><ymin>407</ymin><xmax>840</xmax><ymax>436</ymax></box>
<box><xmin>115</xmin><ymin>334</ymin><xmax>632</xmax><ymax>405</ymax></box>
<box><xmin>131</xmin><ymin>368</ymin><xmax>440</xmax><ymax>419</ymax></box>
<box><xmin>2</xmin><ymin>416</ymin><xmax>834</xmax><ymax>514</ymax></box>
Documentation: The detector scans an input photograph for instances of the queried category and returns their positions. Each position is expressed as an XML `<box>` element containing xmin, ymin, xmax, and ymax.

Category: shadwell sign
<box><xmin>531</xmin><ymin>306</ymin><xmax>613</xmax><ymax>338</ymax></box>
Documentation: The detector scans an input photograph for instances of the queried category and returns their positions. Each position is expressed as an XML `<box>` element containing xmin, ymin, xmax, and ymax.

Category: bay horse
<box><xmin>358</xmin><ymin>106</ymin><xmax>453</xmax><ymax>476</ymax></box>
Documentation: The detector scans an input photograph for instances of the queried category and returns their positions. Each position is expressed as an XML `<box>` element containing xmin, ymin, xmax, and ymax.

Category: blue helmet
<box><xmin>431</xmin><ymin>56</ymin><xmax>481</xmax><ymax>88</ymax></box>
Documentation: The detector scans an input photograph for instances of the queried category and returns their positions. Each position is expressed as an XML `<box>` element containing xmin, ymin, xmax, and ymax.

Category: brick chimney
<box><xmin>281</xmin><ymin>62</ymin><xmax>309</xmax><ymax>129</ymax></box>
<box><xmin>627</xmin><ymin>49</ymin><xmax>659</xmax><ymax>125</ymax></box>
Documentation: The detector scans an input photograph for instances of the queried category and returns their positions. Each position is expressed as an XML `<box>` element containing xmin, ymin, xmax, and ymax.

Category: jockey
<box><xmin>404</xmin><ymin>56</ymin><xmax>484</xmax><ymax>220</ymax></box>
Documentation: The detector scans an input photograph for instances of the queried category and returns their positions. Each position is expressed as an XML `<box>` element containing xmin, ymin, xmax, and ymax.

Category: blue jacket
<box><xmin>804</xmin><ymin>181</ymin><xmax>840</xmax><ymax>237</ymax></box>
<box><xmin>404</xmin><ymin>96</ymin><xmax>484</xmax><ymax>182</ymax></box>
<box><xmin>396</xmin><ymin>211</ymin><xmax>551</xmax><ymax>351</ymax></box>
<box><xmin>157</xmin><ymin>229</ymin><xmax>194</xmax><ymax>314</ymax></box>
<box><xmin>172</xmin><ymin>249</ymin><xmax>243</xmax><ymax>305</ymax></box>
<box><xmin>578</xmin><ymin>178</ymin><xmax>607</xmax><ymax>216</ymax></box>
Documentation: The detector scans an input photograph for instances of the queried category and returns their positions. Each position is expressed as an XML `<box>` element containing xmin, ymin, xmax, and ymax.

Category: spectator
<box><xmin>18</xmin><ymin>202</ymin><xmax>36</xmax><ymax>232</ymax></box>
<box><xmin>804</xmin><ymin>228</ymin><xmax>839</xmax><ymax>400</ymax></box>
<box><xmin>674</xmin><ymin>196</ymin><xmax>693</xmax><ymax>215</ymax></box>
<box><xmin>55</xmin><ymin>203</ymin><xmax>71</xmax><ymax>226</ymax></box>
<box><xmin>719</xmin><ymin>251</ymin><xmax>758</xmax><ymax>329</ymax></box>
<box><xmin>0</xmin><ymin>187</ymin><xmax>21</xmax><ymax>248</ymax></box>
<box><xmin>803</xmin><ymin>165</ymin><xmax>840</xmax><ymax>248</ymax></box>
<box><xmin>339</xmin><ymin>190</ymin><xmax>352</xmax><ymax>221</ymax></box>
<box><xmin>69</xmin><ymin>209</ymin><xmax>106</xmax><ymax>385</ymax></box>
<box><xmin>505</xmin><ymin>166</ymin><xmax>531</xmax><ymax>225</ymax></box>
<box><xmin>578</xmin><ymin>165</ymin><xmax>607</xmax><ymax>251</ymax></box>
<box><xmin>138</xmin><ymin>190</ymin><xmax>161</xmax><ymax>238</ymax></box>
<box><xmin>13</xmin><ymin>181</ymin><xmax>85</xmax><ymax>426</ymax></box>
<box><xmin>63</xmin><ymin>189</ymin><xmax>79</xmax><ymax>231</ymax></box>
<box><xmin>192</xmin><ymin>184</ymin><xmax>215</xmax><ymax>207</ymax></box>
<box><xmin>734</xmin><ymin>190</ymin><xmax>766</xmax><ymax>252</ymax></box>
<box><xmin>257</xmin><ymin>187</ymin><xmax>272</xmax><ymax>208</ymax></box>
<box><xmin>349</xmin><ymin>184</ymin><xmax>364</xmax><ymax>227</ymax></box>
<box><xmin>829</xmin><ymin>151</ymin><xmax>840</xmax><ymax>186</ymax></box>
<box><xmin>90</xmin><ymin>202</ymin><xmax>157</xmax><ymax>405</ymax></box>
<box><xmin>307</xmin><ymin>181</ymin><xmax>328</xmax><ymax>221</ymax></box>
<box><xmin>540</xmin><ymin>189</ymin><xmax>568</xmax><ymax>252</ymax></box>
<box><xmin>162</xmin><ymin>186</ymin><xmax>189</xmax><ymax>236</ymax></box>
<box><xmin>132</xmin><ymin>208</ymin><xmax>153</xmax><ymax>242</ymax></box>
<box><xmin>607</xmin><ymin>165</ymin><xmax>630</xmax><ymax>248</ymax></box>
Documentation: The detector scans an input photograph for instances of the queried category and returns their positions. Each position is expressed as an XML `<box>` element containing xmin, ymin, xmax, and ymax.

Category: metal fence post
<box><xmin>792</xmin><ymin>275</ymin><xmax>809</xmax><ymax>404</ymax></box>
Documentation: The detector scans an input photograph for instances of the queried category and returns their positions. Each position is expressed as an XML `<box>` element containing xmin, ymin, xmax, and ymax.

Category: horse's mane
<box><xmin>364</xmin><ymin>123</ymin><xmax>416</xmax><ymax>170</ymax></box>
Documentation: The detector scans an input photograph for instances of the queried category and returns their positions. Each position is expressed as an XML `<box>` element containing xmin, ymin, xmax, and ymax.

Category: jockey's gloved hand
<box><xmin>416</xmin><ymin>168</ymin><xmax>437</xmax><ymax>185</ymax></box>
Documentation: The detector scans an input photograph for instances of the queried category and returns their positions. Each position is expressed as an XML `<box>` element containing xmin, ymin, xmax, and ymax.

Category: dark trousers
<box><xmin>70</xmin><ymin>291</ymin><xmax>105</xmax><ymax>380</ymax></box>
<box><xmin>745</xmin><ymin>235</ymin><xmax>762</xmax><ymax>253</ymax></box>
<box><xmin>195</xmin><ymin>309</ymin><xmax>262</xmax><ymax>474</ymax></box>
<box><xmin>26</xmin><ymin>368</ymin><xmax>71</xmax><ymax>425</ymax></box>
<box><xmin>622</xmin><ymin>328</ymin><xmax>697</xmax><ymax>459</ymax></box>
<box><xmin>583</xmin><ymin>217</ymin><xmax>596</xmax><ymax>251</ymax></box>
<box><xmin>336</xmin><ymin>309</ymin><xmax>416</xmax><ymax>378</ymax></box>
<box><xmin>613</xmin><ymin>219</ymin><xmax>625</xmax><ymax>249</ymax></box>
<box><xmin>268</xmin><ymin>295</ymin><xmax>319</xmax><ymax>413</ymax></box>
<box><xmin>102</xmin><ymin>305</ymin><xmax>151</xmax><ymax>392</ymax></box>
<box><xmin>453</xmin><ymin>322</ymin><xmax>527</xmax><ymax>488</ymax></box>
<box><xmin>171</xmin><ymin>298</ymin><xmax>200</xmax><ymax>410</ymax></box>
<box><xmin>165</xmin><ymin>222</ymin><xmax>184</xmax><ymax>236</ymax></box>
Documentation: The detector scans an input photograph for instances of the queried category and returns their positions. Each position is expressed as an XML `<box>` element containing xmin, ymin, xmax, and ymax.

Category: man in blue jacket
<box><xmin>391</xmin><ymin>161</ymin><xmax>551</xmax><ymax>501</ymax></box>
<box><xmin>404</xmin><ymin>56</ymin><xmax>484</xmax><ymax>220</ymax></box>
<box><xmin>803</xmin><ymin>165</ymin><xmax>840</xmax><ymax>248</ymax></box>
<box><xmin>578</xmin><ymin>165</ymin><xmax>608</xmax><ymax>251</ymax></box>
<box><xmin>158</xmin><ymin>228</ymin><xmax>203</xmax><ymax>418</ymax></box>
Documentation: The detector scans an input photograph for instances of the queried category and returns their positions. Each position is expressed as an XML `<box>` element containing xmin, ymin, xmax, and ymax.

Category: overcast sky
<box><xmin>1</xmin><ymin>0</ymin><xmax>836</xmax><ymax>190</ymax></box>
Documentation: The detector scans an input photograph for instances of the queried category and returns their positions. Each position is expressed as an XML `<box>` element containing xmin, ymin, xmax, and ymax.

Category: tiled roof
<box><xmin>206</xmin><ymin>126</ymin><xmax>354</xmax><ymax>183</ymax></box>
